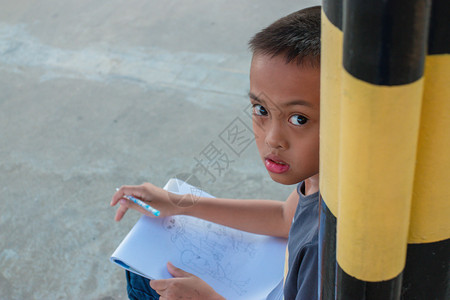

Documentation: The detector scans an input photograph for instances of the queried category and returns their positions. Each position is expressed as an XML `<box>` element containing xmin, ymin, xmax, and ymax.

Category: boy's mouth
<box><xmin>264</xmin><ymin>155</ymin><xmax>290</xmax><ymax>174</ymax></box>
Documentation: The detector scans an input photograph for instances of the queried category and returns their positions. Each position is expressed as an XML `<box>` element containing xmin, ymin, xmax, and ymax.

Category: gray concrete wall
<box><xmin>0</xmin><ymin>1</ymin><xmax>320</xmax><ymax>299</ymax></box>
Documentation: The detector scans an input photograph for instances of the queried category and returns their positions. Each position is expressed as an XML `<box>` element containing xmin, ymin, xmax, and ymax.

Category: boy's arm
<box><xmin>111</xmin><ymin>182</ymin><xmax>299</xmax><ymax>238</ymax></box>
<box><xmin>181</xmin><ymin>187</ymin><xmax>299</xmax><ymax>238</ymax></box>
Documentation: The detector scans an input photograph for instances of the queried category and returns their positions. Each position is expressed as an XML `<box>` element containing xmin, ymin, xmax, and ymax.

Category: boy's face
<box><xmin>249</xmin><ymin>54</ymin><xmax>320</xmax><ymax>185</ymax></box>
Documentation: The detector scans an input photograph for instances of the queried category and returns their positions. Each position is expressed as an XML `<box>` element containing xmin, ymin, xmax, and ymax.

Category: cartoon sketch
<box><xmin>162</xmin><ymin>216</ymin><xmax>254</xmax><ymax>295</ymax></box>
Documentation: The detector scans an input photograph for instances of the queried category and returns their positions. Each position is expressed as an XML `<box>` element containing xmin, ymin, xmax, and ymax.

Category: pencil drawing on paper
<box><xmin>163</xmin><ymin>216</ymin><xmax>255</xmax><ymax>295</ymax></box>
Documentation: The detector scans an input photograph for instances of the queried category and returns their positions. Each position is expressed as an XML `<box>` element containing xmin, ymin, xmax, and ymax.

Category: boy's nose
<box><xmin>265</xmin><ymin>122</ymin><xmax>288</xmax><ymax>149</ymax></box>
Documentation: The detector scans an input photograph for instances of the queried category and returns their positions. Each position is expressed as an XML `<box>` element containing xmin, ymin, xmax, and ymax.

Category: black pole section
<box><xmin>402</xmin><ymin>240</ymin><xmax>450</xmax><ymax>299</ymax></box>
<box><xmin>322</xmin><ymin>0</ymin><xmax>342</xmax><ymax>30</ymax></box>
<box><xmin>427</xmin><ymin>0</ymin><xmax>449</xmax><ymax>55</ymax></box>
<box><xmin>342</xmin><ymin>0</ymin><xmax>429</xmax><ymax>86</ymax></box>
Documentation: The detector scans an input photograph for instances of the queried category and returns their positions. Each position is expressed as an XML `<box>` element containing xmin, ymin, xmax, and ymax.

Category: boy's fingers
<box><xmin>114</xmin><ymin>200</ymin><xmax>129</xmax><ymax>222</ymax></box>
<box><xmin>149</xmin><ymin>279</ymin><xmax>168</xmax><ymax>293</ymax></box>
<box><xmin>111</xmin><ymin>187</ymin><xmax>126</xmax><ymax>206</ymax></box>
<box><xmin>111</xmin><ymin>185</ymin><xmax>143</xmax><ymax>206</ymax></box>
<box><xmin>167</xmin><ymin>261</ymin><xmax>191</xmax><ymax>278</ymax></box>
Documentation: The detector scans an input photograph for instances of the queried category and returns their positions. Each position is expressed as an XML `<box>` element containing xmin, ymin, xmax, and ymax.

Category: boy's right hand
<box><xmin>110</xmin><ymin>183</ymin><xmax>183</xmax><ymax>221</ymax></box>
<box><xmin>150</xmin><ymin>262</ymin><xmax>225</xmax><ymax>300</ymax></box>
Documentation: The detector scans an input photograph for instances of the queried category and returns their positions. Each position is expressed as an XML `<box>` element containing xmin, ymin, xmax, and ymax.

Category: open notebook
<box><xmin>110</xmin><ymin>178</ymin><xmax>286</xmax><ymax>300</ymax></box>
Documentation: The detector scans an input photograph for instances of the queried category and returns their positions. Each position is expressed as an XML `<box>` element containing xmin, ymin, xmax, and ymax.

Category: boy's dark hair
<box><xmin>249</xmin><ymin>6</ymin><xmax>321</xmax><ymax>67</ymax></box>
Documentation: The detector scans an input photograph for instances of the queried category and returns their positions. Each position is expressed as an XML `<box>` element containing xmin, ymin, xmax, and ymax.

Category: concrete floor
<box><xmin>0</xmin><ymin>1</ymin><xmax>319</xmax><ymax>299</ymax></box>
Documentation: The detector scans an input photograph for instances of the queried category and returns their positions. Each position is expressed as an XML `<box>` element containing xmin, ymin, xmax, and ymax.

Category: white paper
<box><xmin>110</xmin><ymin>178</ymin><xmax>287</xmax><ymax>300</ymax></box>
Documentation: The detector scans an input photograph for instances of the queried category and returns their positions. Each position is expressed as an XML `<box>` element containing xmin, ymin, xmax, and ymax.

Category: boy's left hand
<box><xmin>150</xmin><ymin>262</ymin><xmax>225</xmax><ymax>300</ymax></box>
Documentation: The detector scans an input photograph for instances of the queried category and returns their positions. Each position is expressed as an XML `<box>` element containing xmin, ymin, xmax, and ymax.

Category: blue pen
<box><xmin>116</xmin><ymin>188</ymin><xmax>160</xmax><ymax>217</ymax></box>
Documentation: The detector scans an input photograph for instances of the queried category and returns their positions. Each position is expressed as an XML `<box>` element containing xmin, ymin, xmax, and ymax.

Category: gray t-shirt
<box><xmin>283</xmin><ymin>183</ymin><xmax>319</xmax><ymax>300</ymax></box>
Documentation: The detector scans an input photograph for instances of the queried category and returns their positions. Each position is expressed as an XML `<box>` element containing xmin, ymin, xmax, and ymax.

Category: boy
<box><xmin>111</xmin><ymin>6</ymin><xmax>321</xmax><ymax>300</ymax></box>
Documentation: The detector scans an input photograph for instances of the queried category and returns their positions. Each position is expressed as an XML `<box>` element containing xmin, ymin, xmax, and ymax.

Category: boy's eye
<box><xmin>289</xmin><ymin>114</ymin><xmax>308</xmax><ymax>126</ymax></box>
<box><xmin>252</xmin><ymin>104</ymin><xmax>268</xmax><ymax>116</ymax></box>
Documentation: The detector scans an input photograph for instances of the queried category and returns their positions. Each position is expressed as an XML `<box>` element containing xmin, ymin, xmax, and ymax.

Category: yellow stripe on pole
<box><xmin>319</xmin><ymin>10</ymin><xmax>343</xmax><ymax>217</ymax></box>
<box><xmin>337</xmin><ymin>71</ymin><xmax>424</xmax><ymax>281</ymax></box>
<box><xmin>409</xmin><ymin>54</ymin><xmax>450</xmax><ymax>244</ymax></box>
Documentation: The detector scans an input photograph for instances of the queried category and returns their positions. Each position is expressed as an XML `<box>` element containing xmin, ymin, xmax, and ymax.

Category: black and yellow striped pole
<box><xmin>401</xmin><ymin>0</ymin><xmax>450</xmax><ymax>298</ymax></box>
<box><xmin>336</xmin><ymin>0</ymin><xmax>430</xmax><ymax>299</ymax></box>
<box><xmin>318</xmin><ymin>0</ymin><xmax>342</xmax><ymax>298</ymax></box>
